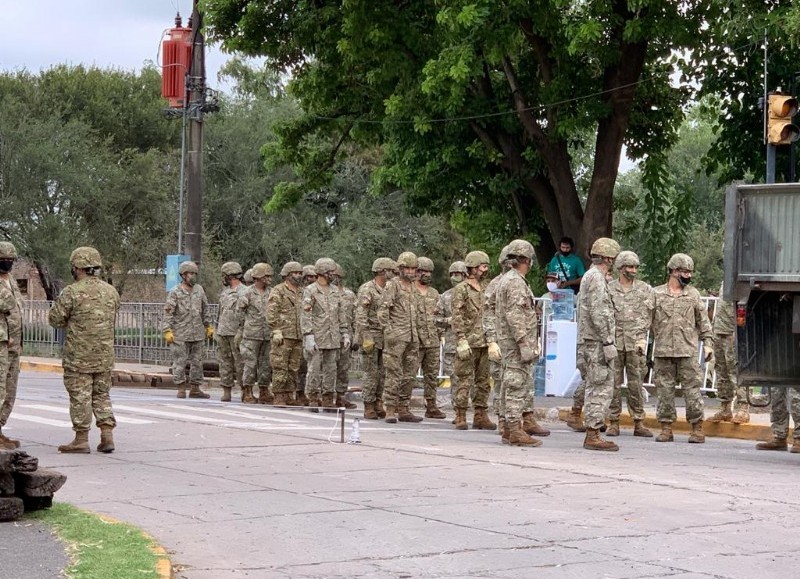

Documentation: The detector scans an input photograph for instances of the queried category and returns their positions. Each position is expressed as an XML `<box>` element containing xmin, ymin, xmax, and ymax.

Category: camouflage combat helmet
<box><xmin>315</xmin><ymin>257</ymin><xmax>338</xmax><ymax>275</ymax></box>
<box><xmin>372</xmin><ymin>257</ymin><xmax>395</xmax><ymax>273</ymax></box>
<box><xmin>243</xmin><ymin>268</ymin><xmax>254</xmax><ymax>284</ymax></box>
<box><xmin>396</xmin><ymin>251</ymin><xmax>418</xmax><ymax>268</ymax></box>
<box><xmin>498</xmin><ymin>244</ymin><xmax>511</xmax><ymax>264</ymax></box>
<box><xmin>251</xmin><ymin>262</ymin><xmax>273</xmax><ymax>279</ymax></box>
<box><xmin>590</xmin><ymin>237</ymin><xmax>621</xmax><ymax>259</ymax></box>
<box><xmin>334</xmin><ymin>264</ymin><xmax>345</xmax><ymax>277</ymax></box>
<box><xmin>302</xmin><ymin>265</ymin><xmax>317</xmax><ymax>277</ymax></box>
<box><xmin>280</xmin><ymin>261</ymin><xmax>303</xmax><ymax>277</ymax></box>
<box><xmin>178</xmin><ymin>260</ymin><xmax>199</xmax><ymax>275</ymax></box>
<box><xmin>221</xmin><ymin>261</ymin><xmax>243</xmax><ymax>276</ymax></box>
<box><xmin>70</xmin><ymin>246</ymin><xmax>103</xmax><ymax>269</ymax></box>
<box><xmin>464</xmin><ymin>250</ymin><xmax>490</xmax><ymax>268</ymax></box>
<box><xmin>506</xmin><ymin>239</ymin><xmax>535</xmax><ymax>261</ymax></box>
<box><xmin>0</xmin><ymin>242</ymin><xmax>17</xmax><ymax>260</ymax></box>
<box><xmin>615</xmin><ymin>250</ymin><xmax>640</xmax><ymax>269</ymax></box>
<box><xmin>417</xmin><ymin>257</ymin><xmax>434</xmax><ymax>272</ymax></box>
<box><xmin>667</xmin><ymin>253</ymin><xmax>694</xmax><ymax>272</ymax></box>
<box><xmin>448</xmin><ymin>261</ymin><xmax>467</xmax><ymax>275</ymax></box>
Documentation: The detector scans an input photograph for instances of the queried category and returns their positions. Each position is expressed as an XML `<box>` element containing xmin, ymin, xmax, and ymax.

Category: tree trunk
<box><xmin>33</xmin><ymin>260</ymin><xmax>62</xmax><ymax>301</ymax></box>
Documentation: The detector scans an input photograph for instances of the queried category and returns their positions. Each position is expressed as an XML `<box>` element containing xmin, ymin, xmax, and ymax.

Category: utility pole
<box><xmin>185</xmin><ymin>0</ymin><xmax>204</xmax><ymax>263</ymax></box>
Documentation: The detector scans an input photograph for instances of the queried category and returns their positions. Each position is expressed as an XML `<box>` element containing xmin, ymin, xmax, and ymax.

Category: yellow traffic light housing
<box><xmin>767</xmin><ymin>94</ymin><xmax>800</xmax><ymax>145</ymax></box>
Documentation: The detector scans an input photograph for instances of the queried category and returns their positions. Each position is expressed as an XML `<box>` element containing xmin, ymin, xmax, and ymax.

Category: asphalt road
<box><xmin>6</xmin><ymin>371</ymin><xmax>800</xmax><ymax>579</ymax></box>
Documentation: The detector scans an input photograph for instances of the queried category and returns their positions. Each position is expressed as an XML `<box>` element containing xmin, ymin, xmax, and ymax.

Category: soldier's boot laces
<box><xmin>565</xmin><ymin>406</ymin><xmax>586</xmax><ymax>432</ymax></box>
<box><xmin>508</xmin><ymin>422</ymin><xmax>542</xmax><ymax>447</ymax></box>
<box><xmin>709</xmin><ymin>401</ymin><xmax>733</xmax><ymax>423</ymax></box>
<box><xmin>189</xmin><ymin>384</ymin><xmax>210</xmax><ymax>399</ymax></box>
<box><xmin>424</xmin><ymin>398</ymin><xmax>446</xmax><ymax>419</ymax></box>
<box><xmin>258</xmin><ymin>387</ymin><xmax>274</xmax><ymax>405</ymax></box>
<box><xmin>241</xmin><ymin>386</ymin><xmax>257</xmax><ymax>404</ymax></box>
<box><xmin>384</xmin><ymin>405</ymin><xmax>398</xmax><ymax>424</ymax></box>
<box><xmin>220</xmin><ymin>387</ymin><xmax>232</xmax><ymax>402</ymax></box>
<box><xmin>176</xmin><ymin>387</ymin><xmax>187</xmax><ymax>399</ymax></box>
<box><xmin>363</xmin><ymin>401</ymin><xmax>378</xmax><ymax>420</ymax></box>
<box><xmin>606</xmin><ymin>421</ymin><xmax>620</xmax><ymax>437</ymax></box>
<box><xmin>374</xmin><ymin>399</ymin><xmax>387</xmax><ymax>419</ymax></box>
<box><xmin>756</xmin><ymin>437</ymin><xmax>788</xmax><ymax>451</ymax></box>
<box><xmin>453</xmin><ymin>408</ymin><xmax>468</xmax><ymax>430</ymax></box>
<box><xmin>0</xmin><ymin>430</ymin><xmax>20</xmax><ymax>449</ymax></box>
<box><xmin>472</xmin><ymin>408</ymin><xmax>497</xmax><ymax>430</ymax></box>
<box><xmin>732</xmin><ymin>405</ymin><xmax>750</xmax><ymax>424</ymax></box>
<box><xmin>633</xmin><ymin>420</ymin><xmax>654</xmax><ymax>438</ymax></box>
<box><xmin>655</xmin><ymin>422</ymin><xmax>674</xmax><ymax>442</ymax></box>
<box><xmin>583</xmin><ymin>428</ymin><xmax>619</xmax><ymax>451</ymax></box>
<box><xmin>58</xmin><ymin>430</ymin><xmax>90</xmax><ymax>454</ymax></box>
<box><xmin>522</xmin><ymin>412</ymin><xmax>550</xmax><ymax>436</ymax></box>
<box><xmin>687</xmin><ymin>421</ymin><xmax>705</xmax><ymax>444</ymax></box>
<box><xmin>398</xmin><ymin>404</ymin><xmax>423</xmax><ymax>423</ymax></box>
<box><xmin>97</xmin><ymin>425</ymin><xmax>115</xmax><ymax>453</ymax></box>
<box><xmin>336</xmin><ymin>393</ymin><xmax>357</xmax><ymax>410</ymax></box>
<box><xmin>500</xmin><ymin>420</ymin><xmax>511</xmax><ymax>445</ymax></box>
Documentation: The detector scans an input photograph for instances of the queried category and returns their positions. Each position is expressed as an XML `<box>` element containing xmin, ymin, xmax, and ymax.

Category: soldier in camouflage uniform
<box><xmin>356</xmin><ymin>258</ymin><xmax>395</xmax><ymax>419</ymax></box>
<box><xmin>239</xmin><ymin>262</ymin><xmax>274</xmax><ymax>404</ymax></box>
<box><xmin>302</xmin><ymin>258</ymin><xmax>350</xmax><ymax>410</ymax></box>
<box><xmin>606</xmin><ymin>251</ymin><xmax>654</xmax><ymax>438</ymax></box>
<box><xmin>708</xmin><ymin>282</ymin><xmax>750</xmax><ymax>424</ymax></box>
<box><xmin>756</xmin><ymin>390</ymin><xmax>800</xmax><ymax>452</ymax></box>
<box><xmin>483</xmin><ymin>245</ymin><xmax>511</xmax><ymax>434</ymax></box>
<box><xmin>0</xmin><ymin>242</ymin><xmax>24</xmax><ymax>450</ymax></box>
<box><xmin>651</xmin><ymin>253</ymin><xmax>713</xmax><ymax>443</ymax></box>
<box><xmin>378</xmin><ymin>252</ymin><xmax>423</xmax><ymax>423</ymax></box>
<box><xmin>48</xmin><ymin>247</ymin><xmax>120</xmax><ymax>454</ymax></box>
<box><xmin>435</xmin><ymin>261</ymin><xmax>467</xmax><ymax>420</ymax></box>
<box><xmin>295</xmin><ymin>265</ymin><xmax>318</xmax><ymax>405</ymax></box>
<box><xmin>452</xmin><ymin>251</ymin><xmax>495</xmax><ymax>430</ymax></box>
<box><xmin>267</xmin><ymin>261</ymin><xmax>304</xmax><ymax>406</ymax></box>
<box><xmin>332</xmin><ymin>265</ymin><xmax>357</xmax><ymax>409</ymax></box>
<box><xmin>415</xmin><ymin>257</ymin><xmax>446</xmax><ymax>419</ymax></box>
<box><xmin>494</xmin><ymin>239</ymin><xmax>544</xmax><ymax>446</ymax></box>
<box><xmin>164</xmin><ymin>261</ymin><xmax>213</xmax><ymax>399</ymax></box>
<box><xmin>578</xmin><ymin>238</ymin><xmax>621</xmax><ymax>451</ymax></box>
<box><xmin>216</xmin><ymin>261</ymin><xmax>246</xmax><ymax>402</ymax></box>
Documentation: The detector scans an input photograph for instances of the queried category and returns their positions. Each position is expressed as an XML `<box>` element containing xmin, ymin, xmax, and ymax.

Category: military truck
<box><xmin>723</xmin><ymin>183</ymin><xmax>800</xmax><ymax>397</ymax></box>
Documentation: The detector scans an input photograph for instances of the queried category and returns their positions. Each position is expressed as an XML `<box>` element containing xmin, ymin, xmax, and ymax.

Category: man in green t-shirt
<box><xmin>547</xmin><ymin>237</ymin><xmax>586</xmax><ymax>293</ymax></box>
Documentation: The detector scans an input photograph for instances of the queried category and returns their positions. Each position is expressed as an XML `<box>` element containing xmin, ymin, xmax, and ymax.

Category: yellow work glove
<box><xmin>456</xmin><ymin>338</ymin><xmax>472</xmax><ymax>361</ymax></box>
<box><xmin>205</xmin><ymin>325</ymin><xmax>215</xmax><ymax>340</ymax></box>
<box><xmin>163</xmin><ymin>330</ymin><xmax>175</xmax><ymax>345</ymax></box>
<box><xmin>487</xmin><ymin>341</ymin><xmax>502</xmax><ymax>362</ymax></box>
<box><xmin>362</xmin><ymin>338</ymin><xmax>375</xmax><ymax>354</ymax></box>
<box><xmin>635</xmin><ymin>339</ymin><xmax>647</xmax><ymax>356</ymax></box>
<box><xmin>272</xmin><ymin>329</ymin><xmax>283</xmax><ymax>346</ymax></box>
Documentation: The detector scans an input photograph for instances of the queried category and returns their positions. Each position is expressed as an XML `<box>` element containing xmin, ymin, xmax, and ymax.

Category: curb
<box><xmin>96</xmin><ymin>513</ymin><xmax>173</xmax><ymax>579</ymax></box>
<box><xmin>20</xmin><ymin>360</ymin><xmax>63</xmax><ymax>374</ymax></box>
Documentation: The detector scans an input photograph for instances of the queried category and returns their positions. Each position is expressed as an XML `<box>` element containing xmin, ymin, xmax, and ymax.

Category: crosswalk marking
<box><xmin>9</xmin><ymin>413</ymin><xmax>72</xmax><ymax>427</ymax></box>
<box><xmin>168</xmin><ymin>404</ymin><xmax>301</xmax><ymax>424</ymax></box>
<box><xmin>17</xmin><ymin>404</ymin><xmax>155</xmax><ymax>425</ymax></box>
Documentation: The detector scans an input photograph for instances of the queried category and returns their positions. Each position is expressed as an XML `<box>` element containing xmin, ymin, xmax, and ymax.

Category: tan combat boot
<box><xmin>732</xmin><ymin>404</ymin><xmax>750</xmax><ymax>424</ymax></box>
<box><xmin>321</xmin><ymin>393</ymin><xmax>337</xmax><ymax>412</ymax></box>
<box><xmin>633</xmin><ymin>420</ymin><xmax>654</xmax><ymax>438</ymax></box>
<box><xmin>97</xmin><ymin>425</ymin><xmax>115</xmax><ymax>453</ymax></box>
<box><xmin>790</xmin><ymin>441</ymin><xmax>800</xmax><ymax>454</ymax></box>
<box><xmin>0</xmin><ymin>429</ymin><xmax>20</xmax><ymax>449</ymax></box>
<box><xmin>688</xmin><ymin>421</ymin><xmax>705</xmax><ymax>443</ymax></box>
<box><xmin>497</xmin><ymin>417</ymin><xmax>506</xmax><ymax>437</ymax></box>
<box><xmin>241</xmin><ymin>385</ymin><xmax>257</xmax><ymax>404</ymax></box>
<box><xmin>374</xmin><ymin>399</ymin><xmax>387</xmax><ymax>418</ymax></box>
<box><xmin>655</xmin><ymin>422</ymin><xmax>674</xmax><ymax>442</ymax></box>
<box><xmin>189</xmin><ymin>384</ymin><xmax>210</xmax><ymax>399</ymax></box>
<box><xmin>176</xmin><ymin>386</ymin><xmax>187</xmax><ymax>399</ymax></box>
<box><xmin>565</xmin><ymin>406</ymin><xmax>586</xmax><ymax>432</ymax></box>
<box><xmin>583</xmin><ymin>428</ymin><xmax>619</xmax><ymax>451</ymax></box>
<box><xmin>258</xmin><ymin>387</ymin><xmax>274</xmax><ymax>405</ymax></box>
<box><xmin>606</xmin><ymin>420</ymin><xmax>620</xmax><ymax>437</ymax></box>
<box><xmin>336</xmin><ymin>393</ymin><xmax>357</xmax><ymax>410</ymax></box>
<box><xmin>363</xmin><ymin>401</ymin><xmax>378</xmax><ymax>420</ymax></box>
<box><xmin>709</xmin><ymin>401</ymin><xmax>733</xmax><ymax>422</ymax></box>
<box><xmin>296</xmin><ymin>391</ymin><xmax>310</xmax><ymax>406</ymax></box>
<box><xmin>272</xmin><ymin>392</ymin><xmax>288</xmax><ymax>406</ymax></box>
<box><xmin>398</xmin><ymin>404</ymin><xmax>424</xmax><ymax>423</ymax></box>
<box><xmin>454</xmin><ymin>408</ymin><xmax>468</xmax><ymax>430</ymax></box>
<box><xmin>384</xmin><ymin>405</ymin><xmax>398</xmax><ymax>424</ymax></box>
<box><xmin>424</xmin><ymin>398</ymin><xmax>446</xmax><ymax>419</ymax></box>
<box><xmin>308</xmin><ymin>396</ymin><xmax>321</xmax><ymax>413</ymax></box>
<box><xmin>284</xmin><ymin>392</ymin><xmax>302</xmax><ymax>407</ymax></box>
<box><xmin>508</xmin><ymin>422</ymin><xmax>542</xmax><ymax>447</ymax></box>
<box><xmin>58</xmin><ymin>430</ymin><xmax>91</xmax><ymax>454</ymax></box>
<box><xmin>756</xmin><ymin>436</ymin><xmax>788</xmax><ymax>451</ymax></box>
<box><xmin>472</xmin><ymin>408</ymin><xmax>497</xmax><ymax>430</ymax></box>
<box><xmin>522</xmin><ymin>412</ymin><xmax>550</xmax><ymax>436</ymax></box>
<box><xmin>500</xmin><ymin>420</ymin><xmax>510</xmax><ymax>445</ymax></box>
<box><xmin>221</xmin><ymin>387</ymin><xmax>232</xmax><ymax>402</ymax></box>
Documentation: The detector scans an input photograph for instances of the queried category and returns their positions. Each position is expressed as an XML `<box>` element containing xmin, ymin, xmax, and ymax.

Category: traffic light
<box><xmin>767</xmin><ymin>94</ymin><xmax>800</xmax><ymax>145</ymax></box>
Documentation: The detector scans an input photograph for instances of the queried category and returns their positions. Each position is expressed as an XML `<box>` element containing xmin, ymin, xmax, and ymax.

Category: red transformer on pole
<box><xmin>161</xmin><ymin>14</ymin><xmax>192</xmax><ymax>108</ymax></box>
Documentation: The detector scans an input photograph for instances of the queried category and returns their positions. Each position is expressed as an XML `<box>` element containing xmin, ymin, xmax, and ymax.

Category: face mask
<box><xmin>0</xmin><ymin>260</ymin><xmax>13</xmax><ymax>273</ymax></box>
<box><xmin>184</xmin><ymin>274</ymin><xmax>197</xmax><ymax>286</ymax></box>
<box><xmin>290</xmin><ymin>273</ymin><xmax>303</xmax><ymax>286</ymax></box>
<box><xmin>623</xmin><ymin>270</ymin><xmax>636</xmax><ymax>281</ymax></box>
<box><xmin>678</xmin><ymin>275</ymin><xmax>692</xmax><ymax>286</ymax></box>
<box><xmin>450</xmin><ymin>276</ymin><xmax>462</xmax><ymax>287</ymax></box>
<box><xmin>401</xmin><ymin>269</ymin><xmax>415</xmax><ymax>281</ymax></box>
<box><xmin>546</xmin><ymin>282</ymin><xmax>559</xmax><ymax>292</ymax></box>
<box><xmin>419</xmin><ymin>273</ymin><xmax>432</xmax><ymax>285</ymax></box>
<box><xmin>386</xmin><ymin>271</ymin><xmax>396</xmax><ymax>280</ymax></box>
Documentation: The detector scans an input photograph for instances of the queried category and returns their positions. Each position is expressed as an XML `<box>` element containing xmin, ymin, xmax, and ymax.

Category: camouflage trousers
<box><xmin>454</xmin><ymin>346</ymin><xmax>490</xmax><ymax>410</ymax></box>
<box><xmin>609</xmin><ymin>349</ymin><xmax>647</xmax><ymax>421</ymax></box>
<box><xmin>215</xmin><ymin>334</ymin><xmax>242</xmax><ymax>389</ymax></box>
<box><xmin>498</xmin><ymin>339</ymin><xmax>534</xmax><ymax>423</ymax></box>
<box><xmin>654</xmin><ymin>357</ymin><xmax>704</xmax><ymax>425</ymax></box>
<box><xmin>234</xmin><ymin>331</ymin><xmax>244</xmax><ymax>385</ymax></box>
<box><xmin>336</xmin><ymin>345</ymin><xmax>350</xmax><ymax>395</ymax></box>
<box><xmin>492</xmin><ymin>356</ymin><xmax>533</xmax><ymax>418</ymax></box>
<box><xmin>361</xmin><ymin>347</ymin><xmax>385</xmax><ymax>403</ymax></box>
<box><xmin>270</xmin><ymin>338</ymin><xmax>303</xmax><ymax>394</ymax></box>
<box><xmin>418</xmin><ymin>346</ymin><xmax>440</xmax><ymax>401</ymax></box>
<box><xmin>241</xmin><ymin>338</ymin><xmax>272</xmax><ymax>387</ymax></box>
<box><xmin>297</xmin><ymin>356</ymin><xmax>308</xmax><ymax>394</ymax></box>
<box><xmin>443</xmin><ymin>351</ymin><xmax>463</xmax><ymax>408</ymax></box>
<box><xmin>0</xmin><ymin>348</ymin><xmax>20</xmax><ymax>427</ymax></box>
<box><xmin>383</xmin><ymin>339</ymin><xmax>418</xmax><ymax>408</ymax></box>
<box><xmin>306</xmin><ymin>348</ymin><xmax>339</xmax><ymax>397</ymax></box>
<box><xmin>171</xmin><ymin>340</ymin><xmax>204</xmax><ymax>385</ymax></box>
<box><xmin>579</xmin><ymin>342</ymin><xmax>615</xmax><ymax>430</ymax></box>
<box><xmin>713</xmin><ymin>333</ymin><xmax>746</xmax><ymax>404</ymax></box>
<box><xmin>769</xmin><ymin>387</ymin><xmax>800</xmax><ymax>441</ymax></box>
<box><xmin>63</xmin><ymin>370</ymin><xmax>116</xmax><ymax>432</ymax></box>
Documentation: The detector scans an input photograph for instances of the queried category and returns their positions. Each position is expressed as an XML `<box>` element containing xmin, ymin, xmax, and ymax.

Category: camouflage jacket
<box><xmin>434</xmin><ymin>288</ymin><xmax>457</xmax><ymax>354</ymax></box>
<box><xmin>481</xmin><ymin>273</ymin><xmax>504</xmax><ymax>344</ymax></box>
<box><xmin>48</xmin><ymin>276</ymin><xmax>120</xmax><ymax>373</ymax></box>
<box><xmin>336</xmin><ymin>285</ymin><xmax>356</xmax><ymax>341</ymax></box>
<box><xmin>238</xmin><ymin>285</ymin><xmax>271</xmax><ymax>340</ymax></box>
<box><xmin>495</xmin><ymin>269</ymin><xmax>538</xmax><ymax>345</ymax></box>
<box><xmin>0</xmin><ymin>276</ymin><xmax>23</xmax><ymax>351</ymax></box>
<box><xmin>355</xmin><ymin>279</ymin><xmax>385</xmax><ymax>348</ymax></box>
<box><xmin>216</xmin><ymin>283</ymin><xmax>246</xmax><ymax>337</ymax></box>
<box><xmin>267</xmin><ymin>281</ymin><xmax>302</xmax><ymax>340</ymax></box>
<box><xmin>301</xmin><ymin>282</ymin><xmax>348</xmax><ymax>349</ymax></box>
<box><xmin>652</xmin><ymin>283</ymin><xmax>713</xmax><ymax>358</ymax></box>
<box><xmin>415</xmin><ymin>284</ymin><xmax>441</xmax><ymax>348</ymax></box>
<box><xmin>451</xmin><ymin>280</ymin><xmax>487</xmax><ymax>348</ymax></box>
<box><xmin>164</xmin><ymin>284</ymin><xmax>211</xmax><ymax>342</ymax></box>
<box><xmin>608</xmin><ymin>278</ymin><xmax>654</xmax><ymax>352</ymax></box>
<box><xmin>713</xmin><ymin>283</ymin><xmax>735</xmax><ymax>336</ymax></box>
<box><xmin>377</xmin><ymin>278</ymin><xmax>418</xmax><ymax>343</ymax></box>
<box><xmin>577</xmin><ymin>266</ymin><xmax>615</xmax><ymax>345</ymax></box>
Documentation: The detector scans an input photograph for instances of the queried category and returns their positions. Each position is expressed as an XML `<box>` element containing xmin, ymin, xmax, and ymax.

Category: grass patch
<box><xmin>25</xmin><ymin>502</ymin><xmax>162</xmax><ymax>579</ymax></box>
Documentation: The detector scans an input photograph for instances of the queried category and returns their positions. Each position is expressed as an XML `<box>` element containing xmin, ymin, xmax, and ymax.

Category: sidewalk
<box><xmin>0</xmin><ymin>519</ymin><xmax>69</xmax><ymax>579</ymax></box>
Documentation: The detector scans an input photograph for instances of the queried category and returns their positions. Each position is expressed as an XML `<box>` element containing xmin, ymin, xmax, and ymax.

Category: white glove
<box><xmin>342</xmin><ymin>334</ymin><xmax>351</xmax><ymax>351</ymax></box>
<box><xmin>304</xmin><ymin>334</ymin><xmax>317</xmax><ymax>355</ymax></box>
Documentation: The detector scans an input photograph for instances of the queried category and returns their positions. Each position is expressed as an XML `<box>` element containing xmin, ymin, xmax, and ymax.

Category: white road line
<box><xmin>16</xmin><ymin>404</ymin><xmax>155</xmax><ymax>425</ymax></box>
<box><xmin>168</xmin><ymin>404</ymin><xmax>300</xmax><ymax>423</ymax></box>
<box><xmin>112</xmin><ymin>404</ymin><xmax>241</xmax><ymax>424</ymax></box>
<box><xmin>8</xmin><ymin>413</ymin><xmax>72</xmax><ymax>427</ymax></box>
